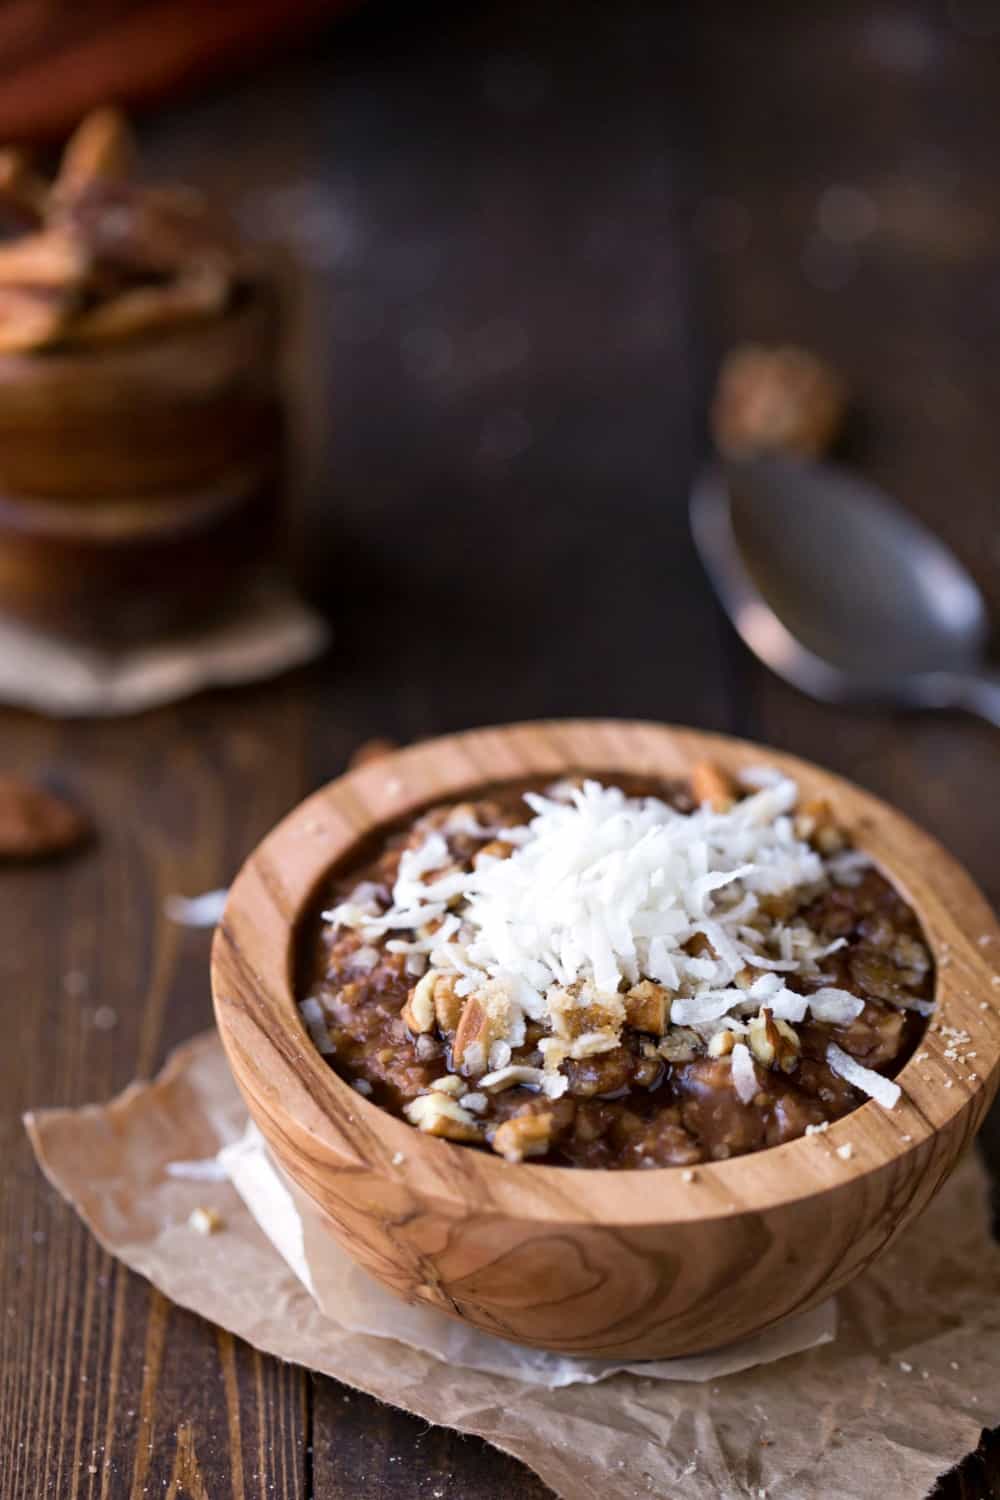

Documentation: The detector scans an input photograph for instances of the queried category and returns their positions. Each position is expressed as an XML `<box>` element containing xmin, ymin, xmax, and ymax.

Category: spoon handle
<box><xmin>917</xmin><ymin>670</ymin><xmax>1000</xmax><ymax>728</ymax></box>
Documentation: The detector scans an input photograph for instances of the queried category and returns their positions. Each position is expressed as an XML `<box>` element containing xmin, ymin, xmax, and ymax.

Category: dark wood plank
<box><xmin>310</xmin><ymin>1379</ymin><xmax>551</xmax><ymax>1500</ymax></box>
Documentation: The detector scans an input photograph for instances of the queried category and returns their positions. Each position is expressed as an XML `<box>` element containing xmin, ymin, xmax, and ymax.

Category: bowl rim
<box><xmin>211</xmin><ymin>718</ymin><xmax>1000</xmax><ymax>1228</ymax></box>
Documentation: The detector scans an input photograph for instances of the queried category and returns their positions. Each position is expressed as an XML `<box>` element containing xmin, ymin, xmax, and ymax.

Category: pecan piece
<box><xmin>400</xmin><ymin>970</ymin><xmax>437</xmax><ymax>1034</ymax></box>
<box><xmin>747</xmin><ymin>1008</ymin><xmax>800</xmax><ymax>1073</ymax></box>
<box><xmin>708</xmin><ymin>1028</ymin><xmax>737</xmax><ymax>1058</ymax></box>
<box><xmin>432</xmin><ymin>973</ymin><xmax>464</xmax><ymax>1034</ymax></box>
<box><xmin>794</xmin><ymin>797</ymin><xmax>845</xmax><ymax>855</ymax></box>
<box><xmin>452</xmin><ymin>995</ymin><xmax>493</xmax><ymax>1074</ymax></box>
<box><xmin>625</xmin><ymin>980</ymin><xmax>671</xmax><ymax>1035</ymax></box>
<box><xmin>491</xmin><ymin>1113</ymin><xmax>553</xmax><ymax>1163</ymax></box>
<box><xmin>689</xmin><ymin>761</ymin><xmax>737</xmax><ymax>812</ymax></box>
<box><xmin>404</xmin><ymin>1091</ymin><xmax>482</xmax><ymax>1143</ymax></box>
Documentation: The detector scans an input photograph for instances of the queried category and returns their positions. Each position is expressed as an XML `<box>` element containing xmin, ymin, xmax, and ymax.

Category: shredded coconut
<box><xmin>730</xmin><ymin>1042</ymin><xmax>758</xmax><ymax>1104</ymax></box>
<box><xmin>827</xmin><ymin>1042</ymin><xmax>901</xmax><ymax>1109</ymax></box>
<box><xmin>299</xmin><ymin>997</ymin><xmax>334</xmax><ymax>1054</ymax></box>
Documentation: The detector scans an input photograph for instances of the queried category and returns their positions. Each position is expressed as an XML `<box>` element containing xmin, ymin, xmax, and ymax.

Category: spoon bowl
<box><xmin>691</xmin><ymin>456</ymin><xmax>1000</xmax><ymax>725</ymax></box>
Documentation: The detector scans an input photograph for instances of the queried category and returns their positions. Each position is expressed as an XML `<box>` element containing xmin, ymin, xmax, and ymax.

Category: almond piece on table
<box><xmin>0</xmin><ymin>776</ymin><xmax>89</xmax><ymax>860</ymax></box>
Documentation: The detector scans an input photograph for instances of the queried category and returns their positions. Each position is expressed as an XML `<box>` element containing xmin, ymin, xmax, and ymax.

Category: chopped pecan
<box><xmin>748</xmin><ymin>1008</ymin><xmax>800</xmax><ymax>1072</ymax></box>
<box><xmin>708</xmin><ymin>1029</ymin><xmax>737</xmax><ymax>1058</ymax></box>
<box><xmin>657</xmin><ymin>1026</ymin><xmax>701</xmax><ymax>1063</ymax></box>
<box><xmin>400</xmin><ymin>970</ymin><xmax>437</xmax><ymax>1034</ymax></box>
<box><xmin>404</xmin><ymin>1091</ymin><xmax>482</xmax><ymax>1142</ymax></box>
<box><xmin>431</xmin><ymin>973</ymin><xmax>464</xmax><ymax>1033</ymax></box>
<box><xmin>689</xmin><ymin>761</ymin><xmax>737</xmax><ymax>812</ymax></box>
<box><xmin>794</xmin><ymin>797</ymin><xmax>845</xmax><ymax>855</ymax></box>
<box><xmin>452</xmin><ymin>992</ymin><xmax>511</xmax><ymax>1074</ymax></box>
<box><xmin>625</xmin><ymin>980</ymin><xmax>671</xmax><ymax>1035</ymax></box>
<box><xmin>491</xmin><ymin>1112</ymin><xmax>553</xmax><ymax>1163</ymax></box>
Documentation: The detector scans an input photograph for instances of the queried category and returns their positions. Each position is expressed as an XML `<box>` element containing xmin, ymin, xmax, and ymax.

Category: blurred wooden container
<box><xmin>0</xmin><ymin>284</ymin><xmax>283</xmax><ymax>640</ymax></box>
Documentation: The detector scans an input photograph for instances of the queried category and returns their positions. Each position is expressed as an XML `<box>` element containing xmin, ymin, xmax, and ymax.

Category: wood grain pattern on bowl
<box><xmin>211</xmin><ymin>720</ymin><xmax>1000</xmax><ymax>1360</ymax></box>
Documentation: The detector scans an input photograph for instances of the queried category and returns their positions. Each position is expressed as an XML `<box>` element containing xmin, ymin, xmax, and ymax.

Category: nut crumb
<box><xmin>391</xmin><ymin>1150</ymin><xmax>405</xmax><ymax>1165</ymax></box>
<box><xmin>681</xmin><ymin>1168</ymin><xmax>696</xmax><ymax>1183</ymax></box>
<box><xmin>835</xmin><ymin>1143</ymin><xmax>854</xmax><ymax>1161</ymax></box>
<box><xmin>898</xmin><ymin>1360</ymin><xmax>912</xmax><ymax>1373</ymax></box>
<box><xmin>188</xmin><ymin>1206</ymin><xmax>223</xmax><ymax>1235</ymax></box>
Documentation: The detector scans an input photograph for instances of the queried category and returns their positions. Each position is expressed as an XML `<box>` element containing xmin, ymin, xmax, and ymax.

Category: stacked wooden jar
<box><xmin>0</xmin><ymin>109</ymin><xmax>282</xmax><ymax>640</ymax></box>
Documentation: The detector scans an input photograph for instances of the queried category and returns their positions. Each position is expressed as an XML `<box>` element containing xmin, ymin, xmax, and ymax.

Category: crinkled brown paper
<box><xmin>26</xmin><ymin>1032</ymin><xmax>1000</xmax><ymax>1500</ymax></box>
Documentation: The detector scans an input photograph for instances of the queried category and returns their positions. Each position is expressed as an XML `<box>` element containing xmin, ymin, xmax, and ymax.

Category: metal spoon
<box><xmin>690</xmin><ymin>454</ymin><xmax>1000</xmax><ymax>727</ymax></box>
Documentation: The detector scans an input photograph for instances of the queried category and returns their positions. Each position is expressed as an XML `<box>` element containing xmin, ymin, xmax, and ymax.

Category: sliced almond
<box><xmin>54</xmin><ymin>107</ymin><xmax>136</xmax><ymax>200</ymax></box>
<box><xmin>64</xmin><ymin>268</ymin><xmax>229</xmax><ymax>347</ymax></box>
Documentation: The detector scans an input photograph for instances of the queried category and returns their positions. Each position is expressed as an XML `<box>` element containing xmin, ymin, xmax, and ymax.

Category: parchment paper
<box><xmin>0</xmin><ymin>575</ymin><xmax>329</xmax><ymax>717</ymax></box>
<box><xmin>26</xmin><ymin>1031</ymin><xmax>1000</xmax><ymax>1500</ymax></box>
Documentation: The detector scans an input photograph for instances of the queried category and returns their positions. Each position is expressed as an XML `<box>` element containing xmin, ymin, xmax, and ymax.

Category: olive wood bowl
<box><xmin>212</xmin><ymin>720</ymin><xmax>1000</xmax><ymax>1360</ymax></box>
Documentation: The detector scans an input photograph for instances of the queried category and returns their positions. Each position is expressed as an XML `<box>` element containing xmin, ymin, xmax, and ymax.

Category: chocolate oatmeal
<box><xmin>297</xmin><ymin>766</ymin><xmax>932</xmax><ymax>1168</ymax></box>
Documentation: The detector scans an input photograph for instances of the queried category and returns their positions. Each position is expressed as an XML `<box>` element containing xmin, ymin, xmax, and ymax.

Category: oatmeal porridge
<box><xmin>296</xmin><ymin>764</ymin><xmax>932</xmax><ymax>1167</ymax></box>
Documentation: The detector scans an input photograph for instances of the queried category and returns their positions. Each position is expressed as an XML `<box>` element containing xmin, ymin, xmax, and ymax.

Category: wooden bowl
<box><xmin>211</xmin><ymin>720</ymin><xmax>1000</xmax><ymax>1360</ymax></box>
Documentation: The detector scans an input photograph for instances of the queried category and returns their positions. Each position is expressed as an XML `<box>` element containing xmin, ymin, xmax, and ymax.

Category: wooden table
<box><xmin>2</xmin><ymin>1</ymin><xmax>998</xmax><ymax>1494</ymax></box>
